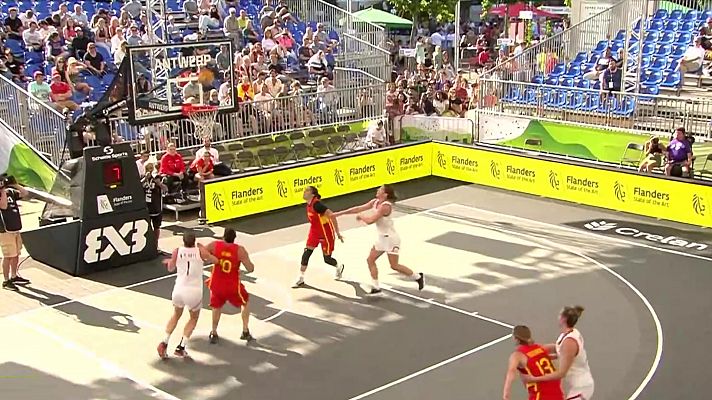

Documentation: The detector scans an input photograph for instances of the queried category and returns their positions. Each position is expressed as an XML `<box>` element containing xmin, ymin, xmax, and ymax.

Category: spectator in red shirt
<box><xmin>49</xmin><ymin>73</ymin><xmax>79</xmax><ymax>111</ymax></box>
<box><xmin>159</xmin><ymin>143</ymin><xmax>187</xmax><ymax>197</ymax></box>
<box><xmin>190</xmin><ymin>152</ymin><xmax>215</xmax><ymax>182</ymax></box>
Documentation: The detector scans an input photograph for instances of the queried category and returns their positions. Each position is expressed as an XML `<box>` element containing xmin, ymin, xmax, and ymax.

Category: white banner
<box><xmin>397</xmin><ymin>115</ymin><xmax>474</xmax><ymax>143</ymax></box>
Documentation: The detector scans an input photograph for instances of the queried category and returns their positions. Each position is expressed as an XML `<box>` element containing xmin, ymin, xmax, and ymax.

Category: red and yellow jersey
<box><xmin>306</xmin><ymin>197</ymin><xmax>335</xmax><ymax>238</ymax></box>
<box><xmin>207</xmin><ymin>241</ymin><xmax>242</xmax><ymax>289</ymax></box>
<box><xmin>516</xmin><ymin>344</ymin><xmax>564</xmax><ymax>400</ymax></box>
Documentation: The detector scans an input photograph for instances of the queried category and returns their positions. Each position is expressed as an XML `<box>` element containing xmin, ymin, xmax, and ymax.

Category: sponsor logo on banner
<box><xmin>91</xmin><ymin>146</ymin><xmax>130</xmax><ymax>162</ymax></box>
<box><xmin>277</xmin><ymin>180</ymin><xmax>289</xmax><ymax>198</ymax></box>
<box><xmin>693</xmin><ymin>194</ymin><xmax>706</xmax><ymax>216</ymax></box>
<box><xmin>451</xmin><ymin>154</ymin><xmax>478</xmax><ymax>172</ymax></box>
<box><xmin>505</xmin><ymin>165</ymin><xmax>536</xmax><ymax>183</ymax></box>
<box><xmin>292</xmin><ymin>175</ymin><xmax>323</xmax><ymax>194</ymax></box>
<box><xmin>398</xmin><ymin>154</ymin><xmax>424</xmax><ymax>172</ymax></box>
<box><xmin>490</xmin><ymin>160</ymin><xmax>501</xmax><ymax>179</ymax></box>
<box><xmin>437</xmin><ymin>151</ymin><xmax>447</xmax><ymax>169</ymax></box>
<box><xmin>97</xmin><ymin>195</ymin><xmax>113</xmax><ymax>214</ymax></box>
<box><xmin>212</xmin><ymin>192</ymin><xmax>225</xmax><ymax>211</ymax></box>
<box><xmin>231</xmin><ymin>186</ymin><xmax>265</xmax><ymax>205</ymax></box>
<box><xmin>548</xmin><ymin>170</ymin><xmax>560</xmax><ymax>190</ymax></box>
<box><xmin>112</xmin><ymin>195</ymin><xmax>133</xmax><ymax>207</ymax></box>
<box><xmin>632</xmin><ymin>186</ymin><xmax>670</xmax><ymax>207</ymax></box>
<box><xmin>386</xmin><ymin>158</ymin><xmax>396</xmax><ymax>175</ymax></box>
<box><xmin>84</xmin><ymin>220</ymin><xmax>149</xmax><ymax>263</ymax></box>
<box><xmin>582</xmin><ymin>220</ymin><xmax>709</xmax><ymax>251</ymax></box>
<box><xmin>565</xmin><ymin>175</ymin><xmax>599</xmax><ymax>194</ymax></box>
<box><xmin>349</xmin><ymin>164</ymin><xmax>376</xmax><ymax>182</ymax></box>
<box><xmin>614</xmin><ymin>181</ymin><xmax>626</xmax><ymax>202</ymax></box>
<box><xmin>334</xmin><ymin>168</ymin><xmax>345</xmax><ymax>186</ymax></box>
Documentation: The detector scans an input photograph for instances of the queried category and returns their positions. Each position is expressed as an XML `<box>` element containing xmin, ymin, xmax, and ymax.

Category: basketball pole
<box><xmin>454</xmin><ymin>0</ymin><xmax>461</xmax><ymax>72</ymax></box>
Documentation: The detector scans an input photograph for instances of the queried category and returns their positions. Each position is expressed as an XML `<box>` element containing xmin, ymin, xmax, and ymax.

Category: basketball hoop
<box><xmin>182</xmin><ymin>103</ymin><xmax>218</xmax><ymax>140</ymax></box>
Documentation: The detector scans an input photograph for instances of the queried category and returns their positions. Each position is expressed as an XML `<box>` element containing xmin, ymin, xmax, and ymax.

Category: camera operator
<box><xmin>0</xmin><ymin>175</ymin><xmax>29</xmax><ymax>291</ymax></box>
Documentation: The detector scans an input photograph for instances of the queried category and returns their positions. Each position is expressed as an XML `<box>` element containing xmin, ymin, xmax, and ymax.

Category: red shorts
<box><xmin>209</xmin><ymin>282</ymin><xmax>249</xmax><ymax>309</ymax></box>
<box><xmin>306</xmin><ymin>228</ymin><xmax>335</xmax><ymax>255</ymax></box>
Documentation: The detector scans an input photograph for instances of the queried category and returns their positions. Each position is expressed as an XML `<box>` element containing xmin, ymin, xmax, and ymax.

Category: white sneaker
<box><xmin>294</xmin><ymin>276</ymin><xmax>305</xmax><ymax>287</ymax></box>
<box><xmin>335</xmin><ymin>264</ymin><xmax>345</xmax><ymax>279</ymax></box>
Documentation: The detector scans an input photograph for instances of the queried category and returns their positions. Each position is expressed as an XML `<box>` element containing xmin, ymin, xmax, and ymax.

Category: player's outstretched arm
<box><xmin>238</xmin><ymin>246</ymin><xmax>255</xmax><ymax>273</ymax></box>
<box><xmin>335</xmin><ymin>199</ymin><xmax>375</xmax><ymax>216</ymax></box>
<box><xmin>162</xmin><ymin>248</ymin><xmax>178</xmax><ymax>272</ymax></box>
<box><xmin>502</xmin><ymin>352</ymin><xmax>522</xmax><ymax>400</ymax></box>
<box><xmin>357</xmin><ymin>202</ymin><xmax>390</xmax><ymax>225</ymax></box>
<box><xmin>524</xmin><ymin>338</ymin><xmax>577</xmax><ymax>383</ymax></box>
<box><xmin>198</xmin><ymin>243</ymin><xmax>218</xmax><ymax>264</ymax></box>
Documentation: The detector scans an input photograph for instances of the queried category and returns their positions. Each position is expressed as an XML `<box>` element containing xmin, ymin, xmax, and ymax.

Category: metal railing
<box><xmin>0</xmin><ymin>75</ymin><xmax>67</xmax><ymax>167</ymax></box>
<box><xmin>477</xmin><ymin>79</ymin><xmax>712</xmax><ymax>138</ymax></box>
<box><xmin>111</xmin><ymin>83</ymin><xmax>385</xmax><ymax>154</ymax></box>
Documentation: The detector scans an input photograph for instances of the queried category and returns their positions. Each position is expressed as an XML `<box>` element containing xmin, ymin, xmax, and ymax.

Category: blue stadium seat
<box><xmin>654</xmin><ymin>44</ymin><xmax>672</xmax><ymax>58</ymax></box>
<box><xmin>546</xmin><ymin>90</ymin><xmax>568</xmax><ymax>108</ymax></box>
<box><xmin>660</xmin><ymin>71</ymin><xmax>681</xmax><ymax>88</ymax></box>
<box><xmin>671</xmin><ymin>44</ymin><xmax>687</xmax><ymax>58</ymax></box>
<box><xmin>640</xmin><ymin>85</ymin><xmax>660</xmax><ymax>97</ymax></box>
<box><xmin>517</xmin><ymin>88</ymin><xmax>536</xmax><ymax>104</ymax></box>
<box><xmin>641</xmin><ymin>43</ymin><xmax>656</xmax><ymax>56</ymax></box>
<box><xmin>591</xmin><ymin>41</ymin><xmax>608</xmax><ymax>55</ymax></box>
<box><xmin>649</xmin><ymin>57</ymin><xmax>667</xmax><ymax>71</ymax></box>
<box><xmin>680</xmin><ymin>20</ymin><xmax>696</xmax><ymax>32</ymax></box>
<box><xmin>664</xmin><ymin>20</ymin><xmax>679</xmax><ymax>32</ymax></box>
<box><xmin>643</xmin><ymin>70</ymin><xmax>664</xmax><ymax>86</ymax></box>
<box><xmin>668</xmin><ymin>58</ymin><xmax>681</xmax><ymax>72</ymax></box>
<box><xmin>544</xmin><ymin>76</ymin><xmax>559</xmax><ymax>86</ymax></box>
<box><xmin>564</xmin><ymin>91</ymin><xmax>585</xmax><ymax>110</ymax></box>
<box><xmin>560</xmin><ymin>77</ymin><xmax>575</xmax><ymax>87</ymax></box>
<box><xmin>581</xmin><ymin>94</ymin><xmax>601</xmax><ymax>112</ymax></box>
<box><xmin>643</xmin><ymin>31</ymin><xmax>659</xmax><ymax>43</ymax></box>
<box><xmin>561</xmin><ymin>65</ymin><xmax>582</xmax><ymax>80</ymax></box>
<box><xmin>669</xmin><ymin>9</ymin><xmax>683</xmax><ymax>21</ymax></box>
<box><xmin>676</xmin><ymin>32</ymin><xmax>693</xmax><ymax>46</ymax></box>
<box><xmin>614</xmin><ymin>30</ymin><xmax>626</xmax><ymax>42</ymax></box>
<box><xmin>659</xmin><ymin>31</ymin><xmax>675</xmax><ymax>45</ymax></box>
<box><xmin>613</xmin><ymin>97</ymin><xmax>635</xmax><ymax>117</ymax></box>
<box><xmin>684</xmin><ymin>10</ymin><xmax>698</xmax><ymax>21</ymax></box>
<box><xmin>576</xmin><ymin>79</ymin><xmax>590</xmax><ymax>89</ymax></box>
<box><xmin>502</xmin><ymin>87</ymin><xmax>521</xmax><ymax>102</ymax></box>
<box><xmin>532</xmin><ymin>75</ymin><xmax>544</xmax><ymax>84</ymax></box>
<box><xmin>548</xmin><ymin>63</ymin><xmax>566</xmax><ymax>79</ymax></box>
<box><xmin>649</xmin><ymin>19</ymin><xmax>664</xmax><ymax>32</ymax></box>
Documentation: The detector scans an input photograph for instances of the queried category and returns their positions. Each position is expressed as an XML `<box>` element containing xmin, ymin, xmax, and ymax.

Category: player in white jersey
<box><xmin>157</xmin><ymin>232</ymin><xmax>217</xmax><ymax>359</ymax></box>
<box><xmin>523</xmin><ymin>305</ymin><xmax>595</xmax><ymax>399</ymax></box>
<box><xmin>336</xmin><ymin>184</ymin><xmax>424</xmax><ymax>295</ymax></box>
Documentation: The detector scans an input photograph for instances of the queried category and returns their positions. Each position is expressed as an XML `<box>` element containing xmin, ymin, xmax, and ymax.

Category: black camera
<box><xmin>0</xmin><ymin>174</ymin><xmax>16</xmax><ymax>188</ymax></box>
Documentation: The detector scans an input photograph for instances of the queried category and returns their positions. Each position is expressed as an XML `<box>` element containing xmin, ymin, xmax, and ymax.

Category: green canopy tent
<box><xmin>351</xmin><ymin>8</ymin><xmax>413</xmax><ymax>30</ymax></box>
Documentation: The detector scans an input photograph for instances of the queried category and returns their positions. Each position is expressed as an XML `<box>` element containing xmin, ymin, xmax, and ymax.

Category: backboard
<box><xmin>125</xmin><ymin>39</ymin><xmax>237</xmax><ymax>125</ymax></box>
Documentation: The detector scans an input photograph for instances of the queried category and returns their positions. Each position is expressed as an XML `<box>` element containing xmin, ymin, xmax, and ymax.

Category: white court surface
<box><xmin>0</xmin><ymin>203</ymin><xmax>655</xmax><ymax>400</ymax></box>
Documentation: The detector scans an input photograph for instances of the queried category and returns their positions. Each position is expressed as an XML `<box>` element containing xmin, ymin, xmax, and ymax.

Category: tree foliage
<box><xmin>388</xmin><ymin>0</ymin><xmax>458</xmax><ymax>44</ymax></box>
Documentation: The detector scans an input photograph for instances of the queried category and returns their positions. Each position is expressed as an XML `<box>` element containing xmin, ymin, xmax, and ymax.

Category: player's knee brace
<box><xmin>323</xmin><ymin>254</ymin><xmax>338</xmax><ymax>267</ymax></box>
<box><xmin>301</xmin><ymin>248</ymin><xmax>314</xmax><ymax>266</ymax></box>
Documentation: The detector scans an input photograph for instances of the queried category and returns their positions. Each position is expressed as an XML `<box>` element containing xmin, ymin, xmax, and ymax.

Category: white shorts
<box><xmin>171</xmin><ymin>286</ymin><xmax>202</xmax><ymax>311</ymax></box>
<box><xmin>566</xmin><ymin>384</ymin><xmax>594</xmax><ymax>400</ymax></box>
<box><xmin>374</xmin><ymin>233</ymin><xmax>401</xmax><ymax>254</ymax></box>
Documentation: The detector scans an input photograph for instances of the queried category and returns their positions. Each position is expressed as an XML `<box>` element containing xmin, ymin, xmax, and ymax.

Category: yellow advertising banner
<box><xmin>204</xmin><ymin>143</ymin><xmax>432</xmax><ymax>223</ymax></box>
<box><xmin>431</xmin><ymin>142</ymin><xmax>712</xmax><ymax>228</ymax></box>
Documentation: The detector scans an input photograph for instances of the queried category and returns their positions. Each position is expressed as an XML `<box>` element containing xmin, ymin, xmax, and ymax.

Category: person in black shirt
<box><xmin>71</xmin><ymin>27</ymin><xmax>91</xmax><ymax>60</ymax></box>
<box><xmin>0</xmin><ymin>176</ymin><xmax>29</xmax><ymax>291</ymax></box>
<box><xmin>4</xmin><ymin>8</ymin><xmax>23</xmax><ymax>40</ymax></box>
<box><xmin>83</xmin><ymin>43</ymin><xmax>105</xmax><ymax>76</ymax></box>
<box><xmin>142</xmin><ymin>163</ymin><xmax>167</xmax><ymax>245</ymax></box>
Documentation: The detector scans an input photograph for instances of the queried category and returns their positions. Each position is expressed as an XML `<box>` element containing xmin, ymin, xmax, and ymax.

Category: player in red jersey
<box><xmin>503</xmin><ymin>325</ymin><xmax>564</xmax><ymax>400</ymax></box>
<box><xmin>204</xmin><ymin>228</ymin><xmax>256</xmax><ymax>344</ymax></box>
<box><xmin>294</xmin><ymin>186</ymin><xmax>344</xmax><ymax>287</ymax></box>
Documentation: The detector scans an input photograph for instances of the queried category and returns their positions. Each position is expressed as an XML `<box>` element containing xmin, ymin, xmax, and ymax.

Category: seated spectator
<box><xmin>71</xmin><ymin>27</ymin><xmax>91</xmax><ymax>59</ymax></box>
<box><xmin>243</xmin><ymin>24</ymin><xmax>259</xmax><ymax>45</ymax></box>
<box><xmin>126</xmin><ymin>25</ymin><xmax>143</xmax><ymax>46</ymax></box>
<box><xmin>316</xmin><ymin>76</ymin><xmax>337</xmax><ymax>111</ymax></box>
<box><xmin>37</xmin><ymin>20</ymin><xmax>53</xmax><ymax>42</ymax></box>
<box><xmin>93</xmin><ymin>18</ymin><xmax>111</xmax><ymax>54</ymax></box>
<box><xmin>260</xmin><ymin>11</ymin><xmax>276</xmax><ymax>31</ymax></box>
<box><xmin>49</xmin><ymin>72</ymin><xmax>79</xmax><ymax>111</ymax></box>
<box><xmin>71</xmin><ymin>4</ymin><xmax>89</xmax><ymax>29</ymax></box>
<box><xmin>223</xmin><ymin>8</ymin><xmax>241</xmax><ymax>48</ymax></box>
<box><xmin>84</xmin><ymin>43</ymin><xmax>107</xmax><ymax>76</ymax></box>
<box><xmin>91</xmin><ymin>8</ymin><xmax>111</xmax><ymax>27</ymax></box>
<box><xmin>267</xmin><ymin>50</ymin><xmax>285</xmax><ymax>74</ymax></box>
<box><xmin>122</xmin><ymin>0</ymin><xmax>143</xmax><ymax>19</ymax></box>
<box><xmin>680</xmin><ymin>36</ymin><xmax>706</xmax><ymax>88</ymax></box>
<box><xmin>20</xmin><ymin>9</ymin><xmax>38</xmax><ymax>28</ymax></box>
<box><xmin>62</xmin><ymin>57</ymin><xmax>92</xmax><ymax>94</ymax></box>
<box><xmin>119</xmin><ymin>10</ymin><xmax>132</xmax><ymax>29</ymax></box>
<box><xmin>183</xmin><ymin>0</ymin><xmax>199</xmax><ymax>20</ymax></box>
<box><xmin>136</xmin><ymin>150</ymin><xmax>151</xmax><ymax>176</ymax></box>
<box><xmin>299</xmin><ymin>38</ymin><xmax>315</xmax><ymax>68</ymax></box>
<box><xmin>665</xmin><ymin>128</ymin><xmax>693</xmax><ymax>177</ymax></box>
<box><xmin>63</xmin><ymin>19</ymin><xmax>79</xmax><ymax>41</ymax></box>
<box><xmin>307</xmin><ymin>50</ymin><xmax>329</xmax><ymax>79</ymax></box>
<box><xmin>215</xmin><ymin>44</ymin><xmax>231</xmax><ymax>72</ymax></box>
<box><xmin>195</xmin><ymin>138</ymin><xmax>230</xmax><ymax>176</ymax></box>
<box><xmin>28</xmin><ymin>71</ymin><xmax>51</xmax><ymax>103</ymax></box>
<box><xmin>3</xmin><ymin>51</ymin><xmax>26</xmax><ymax>84</ymax></box>
<box><xmin>237</xmin><ymin>75</ymin><xmax>254</xmax><ymax>101</ymax></box>
<box><xmin>114</xmin><ymin>40</ymin><xmax>128</xmax><ymax>65</ymax></box>
<box><xmin>365</xmin><ymin>120</ymin><xmax>387</xmax><ymax>148</ymax></box>
<box><xmin>262</xmin><ymin>30</ymin><xmax>278</xmax><ymax>53</ymax></box>
<box><xmin>22</xmin><ymin>21</ymin><xmax>44</xmax><ymax>52</ymax></box>
<box><xmin>182</xmin><ymin>74</ymin><xmax>202</xmax><ymax>101</ymax></box>
<box><xmin>314</xmin><ymin>24</ymin><xmax>329</xmax><ymax>49</ymax></box>
<box><xmin>237</xmin><ymin>9</ymin><xmax>251</xmax><ymax>31</ymax></box>
<box><xmin>111</xmin><ymin>27</ymin><xmax>125</xmax><ymax>55</ymax></box>
<box><xmin>639</xmin><ymin>136</ymin><xmax>665</xmax><ymax>173</ymax></box>
<box><xmin>190</xmin><ymin>151</ymin><xmax>215</xmax><ymax>182</ymax></box>
<box><xmin>583</xmin><ymin>47</ymin><xmax>614</xmax><ymax>81</ymax></box>
<box><xmin>420</xmin><ymin>89</ymin><xmax>435</xmax><ymax>115</ymax></box>
<box><xmin>4</xmin><ymin>8</ymin><xmax>24</xmax><ymax>40</ymax></box>
<box><xmin>159</xmin><ymin>143</ymin><xmax>187</xmax><ymax>199</ymax></box>
<box><xmin>432</xmin><ymin>90</ymin><xmax>449</xmax><ymax>115</ymax></box>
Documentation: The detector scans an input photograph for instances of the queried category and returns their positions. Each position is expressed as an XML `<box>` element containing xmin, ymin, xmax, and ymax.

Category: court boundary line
<box><xmin>429</xmin><ymin>204</ymin><xmax>663</xmax><ymax>400</ymax></box>
<box><xmin>346</xmin><ymin>333</ymin><xmax>512</xmax><ymax>400</ymax></box>
<box><xmin>11</xmin><ymin>316</ymin><xmax>184</xmax><ymax>400</ymax></box>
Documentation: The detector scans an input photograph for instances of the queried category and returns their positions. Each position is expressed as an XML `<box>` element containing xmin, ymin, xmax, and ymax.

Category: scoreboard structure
<box><xmin>22</xmin><ymin>143</ymin><xmax>157</xmax><ymax>276</ymax></box>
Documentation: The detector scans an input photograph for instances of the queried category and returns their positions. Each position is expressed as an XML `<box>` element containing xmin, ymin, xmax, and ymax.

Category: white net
<box><xmin>185</xmin><ymin>107</ymin><xmax>219</xmax><ymax>140</ymax></box>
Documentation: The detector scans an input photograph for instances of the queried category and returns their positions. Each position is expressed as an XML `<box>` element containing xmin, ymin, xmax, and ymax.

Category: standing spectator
<box><xmin>583</xmin><ymin>47</ymin><xmax>614</xmax><ymax>82</ymax></box>
<box><xmin>159</xmin><ymin>143</ymin><xmax>187</xmax><ymax>199</ymax></box>
<box><xmin>71</xmin><ymin>4</ymin><xmax>89</xmax><ymax>29</ymax></box>
<box><xmin>49</xmin><ymin>72</ymin><xmax>79</xmax><ymax>111</ymax></box>
<box><xmin>84</xmin><ymin>43</ymin><xmax>106</xmax><ymax>76</ymax></box>
<box><xmin>71</xmin><ymin>27</ymin><xmax>91</xmax><ymax>59</ymax></box>
<box><xmin>665</xmin><ymin>128</ymin><xmax>694</xmax><ymax>177</ymax></box>
<box><xmin>601</xmin><ymin>59</ymin><xmax>622</xmax><ymax>95</ymax></box>
<box><xmin>223</xmin><ymin>8</ymin><xmax>241</xmax><ymax>47</ymax></box>
<box><xmin>0</xmin><ymin>176</ymin><xmax>30</xmax><ymax>291</ymax></box>
<box><xmin>122</xmin><ymin>0</ymin><xmax>144</xmax><ymax>19</ymax></box>
<box><xmin>4</xmin><ymin>8</ymin><xmax>24</xmax><ymax>40</ymax></box>
<box><xmin>22</xmin><ymin>21</ymin><xmax>44</xmax><ymax>52</ymax></box>
<box><xmin>28</xmin><ymin>71</ymin><xmax>52</xmax><ymax>103</ymax></box>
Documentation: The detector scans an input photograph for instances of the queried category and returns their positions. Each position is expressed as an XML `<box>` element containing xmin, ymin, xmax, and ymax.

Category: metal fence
<box><xmin>477</xmin><ymin>78</ymin><xmax>712</xmax><ymax>138</ymax></box>
<box><xmin>0</xmin><ymin>75</ymin><xmax>67</xmax><ymax>167</ymax></box>
<box><xmin>111</xmin><ymin>83</ymin><xmax>386</xmax><ymax>154</ymax></box>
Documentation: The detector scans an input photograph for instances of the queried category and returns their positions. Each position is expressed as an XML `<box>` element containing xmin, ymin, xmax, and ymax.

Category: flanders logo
<box><xmin>277</xmin><ymin>180</ymin><xmax>288</xmax><ymax>198</ymax></box>
<box><xmin>614</xmin><ymin>181</ymin><xmax>626</xmax><ymax>202</ymax></box>
<box><xmin>212</xmin><ymin>192</ymin><xmax>225</xmax><ymax>211</ymax></box>
<box><xmin>490</xmin><ymin>160</ymin><xmax>501</xmax><ymax>179</ymax></box>
<box><xmin>386</xmin><ymin>158</ymin><xmax>396</xmax><ymax>175</ymax></box>
<box><xmin>584</xmin><ymin>221</ymin><xmax>617</xmax><ymax>231</ymax></box>
<box><xmin>693</xmin><ymin>194</ymin><xmax>706</xmax><ymax>216</ymax></box>
<box><xmin>437</xmin><ymin>151</ymin><xmax>447</xmax><ymax>169</ymax></box>
<box><xmin>334</xmin><ymin>168</ymin><xmax>345</xmax><ymax>186</ymax></box>
<box><xmin>548</xmin><ymin>170</ymin><xmax>560</xmax><ymax>190</ymax></box>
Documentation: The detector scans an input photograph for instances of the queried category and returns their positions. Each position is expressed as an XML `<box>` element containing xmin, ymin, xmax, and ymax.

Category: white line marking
<box><xmin>453</xmin><ymin>204</ymin><xmax>712</xmax><ymax>262</ymax></box>
<box><xmin>346</xmin><ymin>334</ymin><xmax>512</xmax><ymax>400</ymax></box>
<box><xmin>430</xmin><ymin>204</ymin><xmax>663</xmax><ymax>400</ymax></box>
<box><xmin>261</xmin><ymin>309</ymin><xmax>288</xmax><ymax>323</ymax></box>
<box><xmin>12</xmin><ymin>316</ymin><xmax>183</xmax><ymax>400</ymax></box>
<box><xmin>383</xmin><ymin>285</ymin><xmax>514</xmax><ymax>329</ymax></box>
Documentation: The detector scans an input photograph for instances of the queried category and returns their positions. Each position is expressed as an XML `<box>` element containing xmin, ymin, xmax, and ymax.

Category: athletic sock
<box><xmin>372</xmin><ymin>279</ymin><xmax>380</xmax><ymax>289</ymax></box>
<box><xmin>163</xmin><ymin>334</ymin><xmax>171</xmax><ymax>344</ymax></box>
<box><xmin>300</xmin><ymin>271</ymin><xmax>305</xmax><ymax>278</ymax></box>
<box><xmin>180</xmin><ymin>336</ymin><xmax>190</xmax><ymax>349</ymax></box>
<box><xmin>408</xmin><ymin>273</ymin><xmax>420</xmax><ymax>281</ymax></box>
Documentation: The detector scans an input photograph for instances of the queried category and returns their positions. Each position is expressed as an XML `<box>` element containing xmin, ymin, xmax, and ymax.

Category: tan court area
<box><xmin>1</xmin><ymin>183</ymin><xmax>707</xmax><ymax>400</ymax></box>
